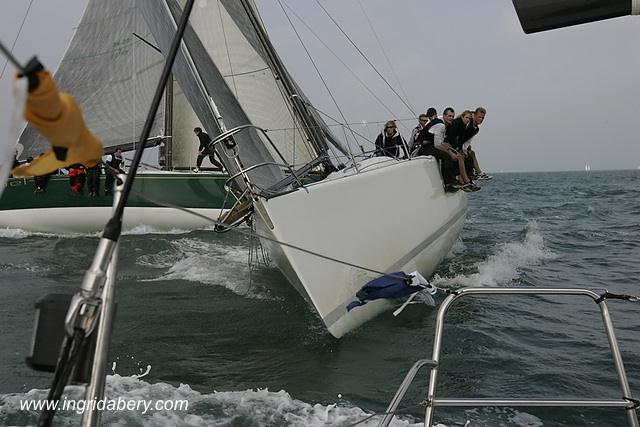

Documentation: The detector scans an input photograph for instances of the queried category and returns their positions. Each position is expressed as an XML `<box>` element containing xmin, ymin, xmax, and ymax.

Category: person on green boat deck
<box><xmin>86</xmin><ymin>162</ymin><xmax>101</xmax><ymax>197</ymax></box>
<box><xmin>193</xmin><ymin>127</ymin><xmax>224</xmax><ymax>173</ymax></box>
<box><xmin>26</xmin><ymin>154</ymin><xmax>52</xmax><ymax>194</ymax></box>
<box><xmin>105</xmin><ymin>147</ymin><xmax>124</xmax><ymax>196</ymax></box>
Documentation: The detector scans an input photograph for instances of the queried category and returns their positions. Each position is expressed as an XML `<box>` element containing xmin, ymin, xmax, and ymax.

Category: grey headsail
<box><xmin>18</xmin><ymin>0</ymin><xmax>166</xmax><ymax>159</ymax></box>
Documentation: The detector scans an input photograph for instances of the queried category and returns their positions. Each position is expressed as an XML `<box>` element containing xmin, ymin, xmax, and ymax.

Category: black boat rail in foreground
<box><xmin>379</xmin><ymin>287</ymin><xmax>639</xmax><ymax>427</ymax></box>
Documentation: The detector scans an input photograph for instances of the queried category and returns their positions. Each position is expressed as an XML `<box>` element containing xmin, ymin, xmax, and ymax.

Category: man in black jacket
<box><xmin>193</xmin><ymin>127</ymin><xmax>224</xmax><ymax>172</ymax></box>
<box><xmin>461</xmin><ymin>107</ymin><xmax>491</xmax><ymax>180</ymax></box>
<box><xmin>105</xmin><ymin>147</ymin><xmax>124</xmax><ymax>195</ymax></box>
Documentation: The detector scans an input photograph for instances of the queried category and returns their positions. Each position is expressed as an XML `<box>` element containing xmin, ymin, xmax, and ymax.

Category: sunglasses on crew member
<box><xmin>385</xmin><ymin>126</ymin><xmax>396</xmax><ymax>129</ymax></box>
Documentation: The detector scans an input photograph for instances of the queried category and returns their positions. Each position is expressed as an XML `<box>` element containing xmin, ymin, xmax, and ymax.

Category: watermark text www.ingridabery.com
<box><xmin>20</xmin><ymin>396</ymin><xmax>189</xmax><ymax>415</ymax></box>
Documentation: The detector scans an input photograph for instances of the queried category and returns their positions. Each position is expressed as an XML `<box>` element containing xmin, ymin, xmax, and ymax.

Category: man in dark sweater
<box><xmin>104</xmin><ymin>147</ymin><xmax>124</xmax><ymax>195</ymax></box>
<box><xmin>193</xmin><ymin>127</ymin><xmax>224</xmax><ymax>172</ymax></box>
<box><xmin>460</xmin><ymin>107</ymin><xmax>491</xmax><ymax>180</ymax></box>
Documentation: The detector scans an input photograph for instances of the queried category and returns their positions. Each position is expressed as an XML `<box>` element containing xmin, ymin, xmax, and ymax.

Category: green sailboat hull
<box><xmin>0</xmin><ymin>172</ymin><xmax>231</xmax><ymax>233</ymax></box>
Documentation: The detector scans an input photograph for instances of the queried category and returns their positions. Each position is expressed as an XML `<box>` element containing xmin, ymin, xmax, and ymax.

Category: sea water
<box><xmin>0</xmin><ymin>170</ymin><xmax>638</xmax><ymax>426</ymax></box>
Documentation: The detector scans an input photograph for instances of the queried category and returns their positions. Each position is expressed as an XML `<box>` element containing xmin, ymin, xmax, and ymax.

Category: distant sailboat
<box><xmin>585</xmin><ymin>164</ymin><xmax>591</xmax><ymax>171</ymax></box>
<box><xmin>1</xmin><ymin>0</ymin><xmax>339</xmax><ymax>233</ymax></box>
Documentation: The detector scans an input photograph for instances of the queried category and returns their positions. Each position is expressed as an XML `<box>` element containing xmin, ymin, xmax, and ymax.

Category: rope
<box><xmin>279</xmin><ymin>2</ymin><xmax>406</xmax><ymax>134</ymax></box>
<box><xmin>304</xmin><ymin>102</ymin><xmax>376</xmax><ymax>145</ymax></box>
<box><xmin>128</xmin><ymin>188</ymin><xmax>408</xmax><ymax>282</ymax></box>
<box><xmin>356</xmin><ymin>0</ymin><xmax>415</xmax><ymax>115</ymax></box>
<box><xmin>595</xmin><ymin>292</ymin><xmax>640</xmax><ymax>304</ymax></box>
<box><xmin>266</xmin><ymin>117</ymin><xmax>420</xmax><ymax>132</ymax></box>
<box><xmin>277</xmin><ymin>0</ymin><xmax>360</xmax><ymax>166</ymax></box>
<box><xmin>623</xmin><ymin>396</ymin><xmax>640</xmax><ymax>410</ymax></box>
<box><xmin>312</xmin><ymin>0</ymin><xmax>416</xmax><ymax>118</ymax></box>
<box><xmin>339</xmin><ymin>401</ymin><xmax>426</xmax><ymax>427</ymax></box>
<box><xmin>0</xmin><ymin>0</ymin><xmax>35</xmax><ymax>80</ymax></box>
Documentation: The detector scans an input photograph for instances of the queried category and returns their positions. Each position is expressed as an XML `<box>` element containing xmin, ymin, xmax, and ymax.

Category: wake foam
<box><xmin>141</xmin><ymin>238</ymin><xmax>273</xmax><ymax>299</ymax></box>
<box><xmin>0</xmin><ymin>228</ymin><xmax>58</xmax><ymax>239</ymax></box>
<box><xmin>0</xmin><ymin>224</ymin><xmax>204</xmax><ymax>240</ymax></box>
<box><xmin>0</xmin><ymin>376</ymin><xmax>421</xmax><ymax>427</ymax></box>
<box><xmin>122</xmin><ymin>225</ymin><xmax>195</xmax><ymax>236</ymax></box>
<box><xmin>435</xmin><ymin>221</ymin><xmax>554</xmax><ymax>288</ymax></box>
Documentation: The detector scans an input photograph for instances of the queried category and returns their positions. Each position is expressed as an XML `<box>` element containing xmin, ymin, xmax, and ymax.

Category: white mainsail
<box><xmin>18</xmin><ymin>1</ymin><xmax>166</xmax><ymax>159</ymax></box>
<box><xmin>186</xmin><ymin>0</ymin><xmax>317</xmax><ymax>167</ymax></box>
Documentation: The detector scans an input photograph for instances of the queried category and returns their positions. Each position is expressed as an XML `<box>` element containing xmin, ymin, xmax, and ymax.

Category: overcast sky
<box><xmin>1</xmin><ymin>0</ymin><xmax>639</xmax><ymax>172</ymax></box>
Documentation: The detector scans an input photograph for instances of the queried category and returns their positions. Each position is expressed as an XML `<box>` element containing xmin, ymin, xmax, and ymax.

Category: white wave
<box><xmin>0</xmin><ymin>227</ymin><xmax>103</xmax><ymax>240</ymax></box>
<box><xmin>435</xmin><ymin>221</ymin><xmax>555</xmax><ymax>288</ymax></box>
<box><xmin>0</xmin><ymin>376</ymin><xmax>548</xmax><ymax>427</ymax></box>
<box><xmin>0</xmin><ymin>228</ymin><xmax>60</xmax><ymax>239</ymax></box>
<box><xmin>0</xmin><ymin>262</ymin><xmax>51</xmax><ymax>273</ymax></box>
<box><xmin>141</xmin><ymin>238</ymin><xmax>273</xmax><ymax>299</ymax></box>
<box><xmin>509</xmin><ymin>411</ymin><xmax>544</xmax><ymax>426</ymax></box>
<box><xmin>122</xmin><ymin>225</ymin><xmax>193</xmax><ymax>236</ymax></box>
<box><xmin>0</xmin><ymin>377</ymin><xmax>421</xmax><ymax>427</ymax></box>
<box><xmin>135</xmin><ymin>249</ymin><xmax>181</xmax><ymax>269</ymax></box>
<box><xmin>0</xmin><ymin>224</ymin><xmax>201</xmax><ymax>240</ymax></box>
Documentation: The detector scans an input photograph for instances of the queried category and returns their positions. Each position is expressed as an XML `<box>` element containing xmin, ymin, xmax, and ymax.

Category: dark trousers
<box><xmin>87</xmin><ymin>168</ymin><xmax>101</xmax><ymax>195</ymax></box>
<box><xmin>418</xmin><ymin>144</ymin><xmax>458</xmax><ymax>185</ymax></box>
<box><xmin>196</xmin><ymin>151</ymin><xmax>223</xmax><ymax>170</ymax></box>
<box><xmin>464</xmin><ymin>155</ymin><xmax>474</xmax><ymax>177</ymax></box>
<box><xmin>34</xmin><ymin>174</ymin><xmax>51</xmax><ymax>191</ymax></box>
<box><xmin>105</xmin><ymin>170</ymin><xmax>120</xmax><ymax>194</ymax></box>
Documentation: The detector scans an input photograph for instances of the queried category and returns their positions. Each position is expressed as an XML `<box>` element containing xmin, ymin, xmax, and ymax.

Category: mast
<box><xmin>238</xmin><ymin>0</ymin><xmax>330</xmax><ymax>158</ymax></box>
<box><xmin>162</xmin><ymin>74</ymin><xmax>174</xmax><ymax>170</ymax></box>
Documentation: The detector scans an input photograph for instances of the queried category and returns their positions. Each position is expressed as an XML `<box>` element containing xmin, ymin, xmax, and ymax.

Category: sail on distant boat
<box><xmin>1</xmin><ymin>1</ymin><xmax>234</xmax><ymax>232</ymax></box>
<box><xmin>585</xmin><ymin>164</ymin><xmax>591</xmax><ymax>171</ymax></box>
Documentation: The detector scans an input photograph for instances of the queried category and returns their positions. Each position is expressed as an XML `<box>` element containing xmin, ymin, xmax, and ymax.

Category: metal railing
<box><xmin>209</xmin><ymin>124</ymin><xmax>306</xmax><ymax>196</ymax></box>
<box><xmin>379</xmin><ymin>287</ymin><xmax>639</xmax><ymax>427</ymax></box>
<box><xmin>223</xmin><ymin>161</ymin><xmax>305</xmax><ymax>193</ymax></box>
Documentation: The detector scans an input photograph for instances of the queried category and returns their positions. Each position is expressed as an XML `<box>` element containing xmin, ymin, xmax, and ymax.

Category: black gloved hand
<box><xmin>18</xmin><ymin>56</ymin><xmax>45</xmax><ymax>92</ymax></box>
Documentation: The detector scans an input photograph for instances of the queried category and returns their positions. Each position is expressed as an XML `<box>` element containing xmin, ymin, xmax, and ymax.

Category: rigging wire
<box><xmin>303</xmin><ymin>104</ymin><xmax>374</xmax><ymax>145</ymax></box>
<box><xmin>267</xmin><ymin>116</ymin><xmax>418</xmax><ymax>132</ymax></box>
<box><xmin>312</xmin><ymin>0</ymin><xmax>417</xmax><ymax>118</ymax></box>
<box><xmin>249</xmin><ymin>1</ymin><xmax>320</xmax><ymax>164</ymax></box>
<box><xmin>0</xmin><ymin>0</ymin><xmax>35</xmax><ymax>80</ymax></box>
<box><xmin>280</xmin><ymin>2</ymin><xmax>407</xmax><ymax>140</ymax></box>
<box><xmin>216</xmin><ymin>0</ymin><xmax>240</xmax><ymax>98</ymax></box>
<box><xmin>357</xmin><ymin>0</ymin><xmax>415</xmax><ymax>114</ymax></box>
<box><xmin>276</xmin><ymin>0</ymin><xmax>361</xmax><ymax>160</ymax></box>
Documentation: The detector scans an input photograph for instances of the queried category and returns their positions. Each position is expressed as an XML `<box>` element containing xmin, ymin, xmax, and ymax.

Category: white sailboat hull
<box><xmin>0</xmin><ymin>207</ymin><xmax>224</xmax><ymax>234</ymax></box>
<box><xmin>255</xmin><ymin>157</ymin><xmax>467</xmax><ymax>338</ymax></box>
